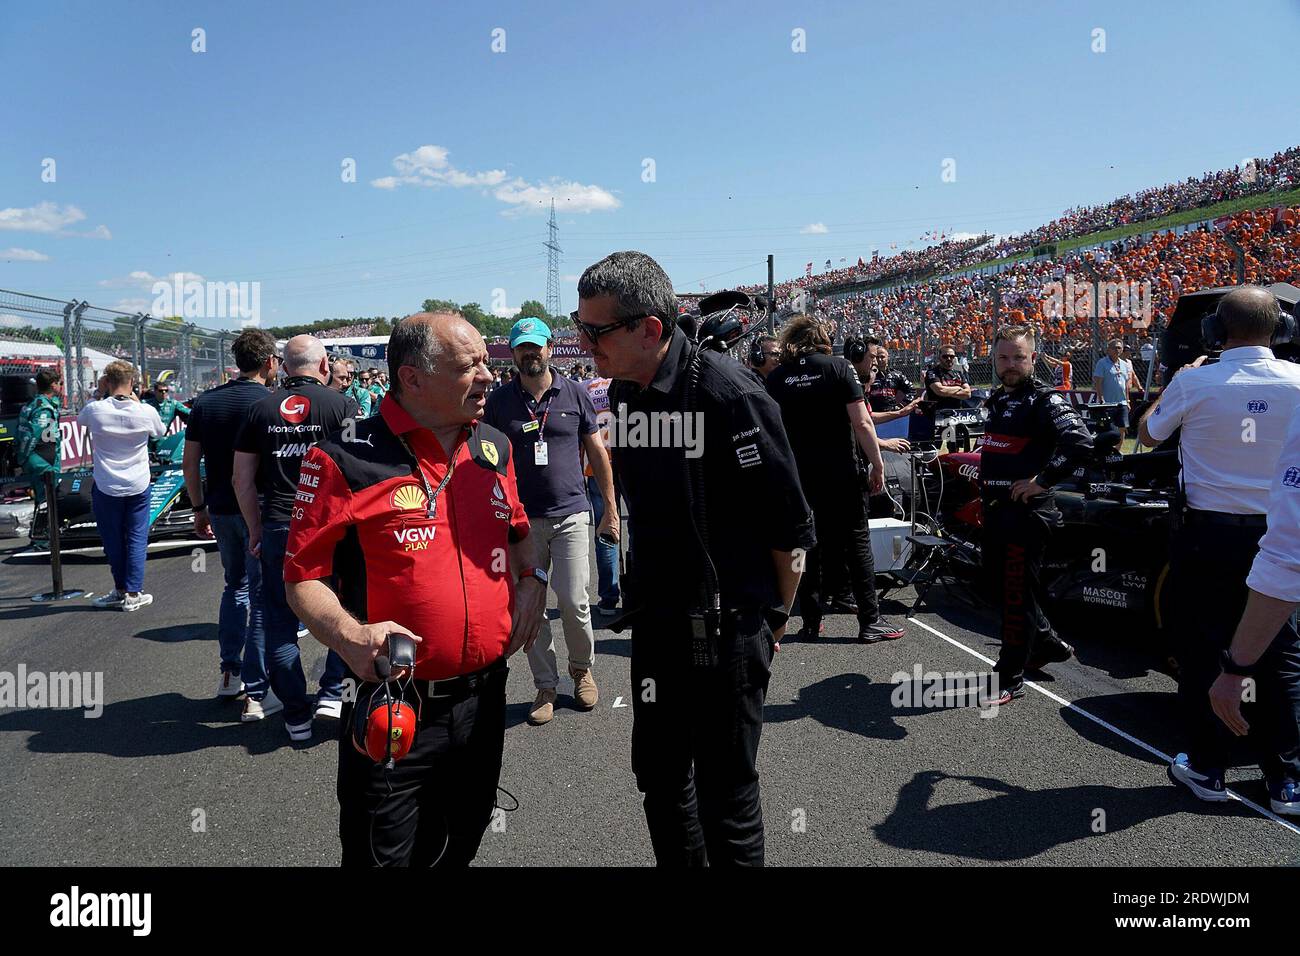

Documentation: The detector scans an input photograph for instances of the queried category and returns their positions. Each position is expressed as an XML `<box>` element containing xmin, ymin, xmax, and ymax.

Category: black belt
<box><xmin>1183</xmin><ymin>509</ymin><xmax>1267</xmax><ymax>528</ymax></box>
<box><xmin>418</xmin><ymin>657</ymin><xmax>507</xmax><ymax>702</ymax></box>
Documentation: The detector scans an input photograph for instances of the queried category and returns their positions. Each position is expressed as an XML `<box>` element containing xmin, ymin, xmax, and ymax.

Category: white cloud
<box><xmin>800</xmin><ymin>222</ymin><xmax>829</xmax><ymax>234</ymax></box>
<box><xmin>0</xmin><ymin>313</ymin><xmax>27</xmax><ymax>328</ymax></box>
<box><xmin>492</xmin><ymin>306</ymin><xmax>521</xmax><ymax>319</ymax></box>
<box><xmin>372</xmin><ymin>144</ymin><xmax>619</xmax><ymax>216</ymax></box>
<box><xmin>1</xmin><ymin>247</ymin><xmax>50</xmax><ymax>261</ymax></box>
<box><xmin>494</xmin><ymin>178</ymin><xmax>619</xmax><ymax>217</ymax></box>
<box><xmin>561</xmin><ymin>274</ymin><xmax>581</xmax><ymax>283</ymax></box>
<box><xmin>112</xmin><ymin>297</ymin><xmax>151</xmax><ymax>312</ymax></box>
<box><xmin>0</xmin><ymin>202</ymin><xmax>110</xmax><ymax>238</ymax></box>
<box><xmin>371</xmin><ymin>145</ymin><xmax>508</xmax><ymax>191</ymax></box>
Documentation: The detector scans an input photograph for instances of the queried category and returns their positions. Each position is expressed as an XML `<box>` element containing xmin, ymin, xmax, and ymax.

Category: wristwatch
<box><xmin>1218</xmin><ymin>647</ymin><xmax>1257</xmax><ymax>678</ymax></box>
<box><xmin>519</xmin><ymin>567</ymin><xmax>549</xmax><ymax>587</ymax></box>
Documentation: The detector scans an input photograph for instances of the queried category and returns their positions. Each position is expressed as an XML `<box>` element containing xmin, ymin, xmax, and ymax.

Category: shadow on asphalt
<box><xmin>873</xmin><ymin>769</ymin><xmax>1198</xmax><ymax>861</ymax></box>
<box><xmin>133</xmin><ymin>623</ymin><xmax>217</xmax><ymax>644</ymax></box>
<box><xmin>765</xmin><ymin>673</ymin><xmax>977</xmax><ymax>741</ymax></box>
<box><xmin>0</xmin><ymin>692</ymin><xmax>330</xmax><ymax>757</ymax></box>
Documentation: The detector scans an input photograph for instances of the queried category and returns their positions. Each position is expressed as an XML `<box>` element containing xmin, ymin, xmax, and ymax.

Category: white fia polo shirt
<box><xmin>1145</xmin><ymin>346</ymin><xmax>1300</xmax><ymax>514</ymax></box>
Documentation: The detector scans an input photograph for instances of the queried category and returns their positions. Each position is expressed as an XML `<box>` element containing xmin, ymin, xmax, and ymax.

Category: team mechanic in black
<box><xmin>979</xmin><ymin>325</ymin><xmax>1092</xmax><ymax>703</ymax></box>
<box><xmin>766</xmin><ymin>316</ymin><xmax>905</xmax><ymax>643</ymax></box>
<box><xmin>576</xmin><ymin>251</ymin><xmax>815</xmax><ymax>866</ymax></box>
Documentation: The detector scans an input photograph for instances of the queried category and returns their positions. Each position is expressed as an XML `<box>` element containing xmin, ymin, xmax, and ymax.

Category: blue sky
<box><xmin>3</xmin><ymin>0</ymin><xmax>1298</xmax><ymax>329</ymax></box>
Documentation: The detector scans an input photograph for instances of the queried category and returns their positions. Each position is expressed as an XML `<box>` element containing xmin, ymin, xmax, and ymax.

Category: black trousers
<box><xmin>336</xmin><ymin>661</ymin><xmax>507</xmax><ymax>868</ymax></box>
<box><xmin>800</xmin><ymin>486</ymin><xmax>879</xmax><ymax>631</ymax></box>
<box><xmin>1167</xmin><ymin>518</ymin><xmax>1300</xmax><ymax>784</ymax></box>
<box><xmin>982</xmin><ymin>500</ymin><xmax>1060</xmax><ymax>681</ymax></box>
<box><xmin>630</xmin><ymin>608</ymin><xmax>774</xmax><ymax>866</ymax></box>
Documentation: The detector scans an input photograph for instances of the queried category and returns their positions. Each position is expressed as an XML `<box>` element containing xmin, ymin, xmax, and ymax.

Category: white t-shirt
<box><xmin>1145</xmin><ymin>346</ymin><xmax>1300</xmax><ymax>513</ymax></box>
<box><xmin>77</xmin><ymin>396</ymin><xmax>165</xmax><ymax>497</ymax></box>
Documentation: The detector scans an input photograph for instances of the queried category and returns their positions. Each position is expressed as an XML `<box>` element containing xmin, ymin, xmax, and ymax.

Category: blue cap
<box><xmin>509</xmin><ymin>317</ymin><xmax>552</xmax><ymax>349</ymax></box>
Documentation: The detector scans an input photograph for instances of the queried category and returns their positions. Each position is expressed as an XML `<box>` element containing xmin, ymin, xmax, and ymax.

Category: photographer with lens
<box><xmin>1137</xmin><ymin>285</ymin><xmax>1300</xmax><ymax>812</ymax></box>
<box><xmin>577</xmin><ymin>252</ymin><xmax>814</xmax><ymax>867</ymax></box>
<box><xmin>767</xmin><ymin>317</ymin><xmax>906</xmax><ymax>645</ymax></box>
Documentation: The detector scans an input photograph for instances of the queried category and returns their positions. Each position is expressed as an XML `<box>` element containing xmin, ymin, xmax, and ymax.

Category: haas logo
<box><xmin>280</xmin><ymin>395</ymin><xmax>311</xmax><ymax>424</ymax></box>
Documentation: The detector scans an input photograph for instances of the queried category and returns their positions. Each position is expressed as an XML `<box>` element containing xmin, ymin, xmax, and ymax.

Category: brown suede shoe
<box><xmin>528</xmin><ymin>688</ymin><xmax>557</xmax><ymax>725</ymax></box>
<box><xmin>569</xmin><ymin>666</ymin><xmax>599</xmax><ymax>710</ymax></box>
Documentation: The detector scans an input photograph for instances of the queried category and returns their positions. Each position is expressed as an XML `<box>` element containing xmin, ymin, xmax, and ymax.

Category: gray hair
<box><xmin>283</xmin><ymin>334</ymin><xmax>326</xmax><ymax>374</ymax></box>
<box><xmin>388</xmin><ymin>315</ymin><xmax>446</xmax><ymax>395</ymax></box>
<box><xmin>577</xmin><ymin>250</ymin><xmax>678</xmax><ymax>341</ymax></box>
<box><xmin>1218</xmin><ymin>285</ymin><xmax>1282</xmax><ymax>342</ymax></box>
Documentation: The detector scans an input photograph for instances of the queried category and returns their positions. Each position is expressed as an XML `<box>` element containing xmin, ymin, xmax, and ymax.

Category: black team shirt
<box><xmin>765</xmin><ymin>351</ymin><xmax>865</xmax><ymax>499</ymax></box>
<box><xmin>234</xmin><ymin>375</ymin><xmax>357</xmax><ymax>523</ymax></box>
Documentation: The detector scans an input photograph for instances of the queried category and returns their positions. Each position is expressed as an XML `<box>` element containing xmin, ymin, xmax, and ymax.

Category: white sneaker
<box><xmin>121</xmin><ymin>592</ymin><xmax>153</xmax><ymax>612</ymax></box>
<box><xmin>217</xmin><ymin>670</ymin><xmax>244</xmax><ymax>698</ymax></box>
<box><xmin>241</xmin><ymin>689</ymin><xmax>283</xmax><ymax>722</ymax></box>
<box><xmin>314</xmin><ymin>698</ymin><xmax>343</xmax><ymax>719</ymax></box>
<box><xmin>297</xmin><ymin>625</ymin><xmax>310</xmax><ymax>638</ymax></box>
<box><xmin>286</xmin><ymin>719</ymin><xmax>313</xmax><ymax>741</ymax></box>
<box><xmin>92</xmin><ymin>589</ymin><xmax>125</xmax><ymax>609</ymax></box>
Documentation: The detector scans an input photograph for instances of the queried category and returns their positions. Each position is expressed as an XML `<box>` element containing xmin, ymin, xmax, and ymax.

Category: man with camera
<box><xmin>1137</xmin><ymin>285</ymin><xmax>1300</xmax><ymax>810</ymax></box>
<box><xmin>284</xmin><ymin>312</ymin><xmax>546</xmax><ymax>866</ymax></box>
<box><xmin>767</xmin><ymin>318</ymin><xmax>906</xmax><ymax>645</ymax></box>
<box><xmin>980</xmin><ymin>326</ymin><xmax>1093</xmax><ymax>704</ymax></box>
<box><xmin>577</xmin><ymin>252</ymin><xmax>814</xmax><ymax>866</ymax></box>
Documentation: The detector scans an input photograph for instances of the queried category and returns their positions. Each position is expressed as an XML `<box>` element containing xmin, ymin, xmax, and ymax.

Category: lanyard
<box><xmin>519</xmin><ymin>379</ymin><xmax>555</xmax><ymax>438</ymax></box>
<box><xmin>399</xmin><ymin>430</ymin><xmax>465</xmax><ymax>520</ymax></box>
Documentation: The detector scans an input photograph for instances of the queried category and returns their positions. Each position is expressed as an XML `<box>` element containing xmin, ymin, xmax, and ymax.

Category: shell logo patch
<box><xmin>390</xmin><ymin>483</ymin><xmax>428</xmax><ymax>511</ymax></box>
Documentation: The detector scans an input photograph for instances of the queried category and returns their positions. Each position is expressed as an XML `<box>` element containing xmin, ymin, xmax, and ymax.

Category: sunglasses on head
<box><xmin>570</xmin><ymin>310</ymin><xmax>652</xmax><ymax>343</ymax></box>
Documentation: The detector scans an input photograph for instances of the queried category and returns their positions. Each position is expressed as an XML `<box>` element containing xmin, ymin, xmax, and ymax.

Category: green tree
<box><xmin>371</xmin><ymin>317</ymin><xmax>393</xmax><ymax>337</ymax></box>
<box><xmin>517</xmin><ymin>299</ymin><xmax>548</xmax><ymax>321</ymax></box>
<box><xmin>421</xmin><ymin>298</ymin><xmax>460</xmax><ymax>314</ymax></box>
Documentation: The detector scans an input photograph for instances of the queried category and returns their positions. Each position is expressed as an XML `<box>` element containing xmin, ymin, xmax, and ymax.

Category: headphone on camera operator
<box><xmin>1200</xmin><ymin>294</ymin><xmax>1296</xmax><ymax>354</ymax></box>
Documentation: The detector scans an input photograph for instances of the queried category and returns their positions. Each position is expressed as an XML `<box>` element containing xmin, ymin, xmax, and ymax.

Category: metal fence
<box><xmin>0</xmin><ymin>288</ymin><xmax>239</xmax><ymax>411</ymax></box>
<box><xmin>0</xmin><ymin>288</ymin><xmax>387</xmax><ymax>411</ymax></box>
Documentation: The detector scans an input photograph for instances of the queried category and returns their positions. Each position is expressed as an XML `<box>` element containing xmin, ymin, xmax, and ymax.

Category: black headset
<box><xmin>844</xmin><ymin>336</ymin><xmax>869</xmax><ymax>365</ymax></box>
<box><xmin>749</xmin><ymin>338</ymin><xmax>768</xmax><ymax>366</ymax></box>
<box><xmin>1201</xmin><ymin>293</ymin><xmax>1296</xmax><ymax>351</ymax></box>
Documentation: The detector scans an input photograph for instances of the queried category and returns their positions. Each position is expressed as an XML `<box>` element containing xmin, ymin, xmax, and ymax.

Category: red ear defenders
<box><xmin>351</xmin><ymin>633</ymin><xmax>420</xmax><ymax>767</ymax></box>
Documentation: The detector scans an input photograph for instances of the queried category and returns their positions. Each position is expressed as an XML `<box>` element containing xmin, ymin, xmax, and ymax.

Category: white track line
<box><xmin>906</xmin><ymin>615</ymin><xmax>1300</xmax><ymax>837</ymax></box>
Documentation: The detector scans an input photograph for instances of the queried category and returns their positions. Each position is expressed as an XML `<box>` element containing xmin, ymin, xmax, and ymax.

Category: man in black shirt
<box><xmin>182</xmin><ymin>329</ymin><xmax>277</xmax><ymax>712</ymax></box>
<box><xmin>919</xmin><ymin>346</ymin><xmax>972</xmax><ymax>444</ymax></box>
<box><xmin>234</xmin><ymin>335</ymin><xmax>358</xmax><ymax>740</ymax></box>
<box><xmin>767</xmin><ymin>316</ymin><xmax>905</xmax><ymax>643</ymax></box>
<box><xmin>577</xmin><ymin>253</ymin><xmax>815</xmax><ymax>866</ymax></box>
<box><xmin>980</xmin><ymin>325</ymin><xmax>1093</xmax><ymax>703</ymax></box>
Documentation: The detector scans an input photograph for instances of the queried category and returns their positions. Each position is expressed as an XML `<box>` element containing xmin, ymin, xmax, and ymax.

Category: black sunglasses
<box><xmin>570</xmin><ymin>311</ymin><xmax>651</xmax><ymax>343</ymax></box>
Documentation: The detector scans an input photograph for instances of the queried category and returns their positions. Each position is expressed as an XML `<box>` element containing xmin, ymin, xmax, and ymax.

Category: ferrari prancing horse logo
<box><xmin>481</xmin><ymin>440</ymin><xmax>499</xmax><ymax>467</ymax></box>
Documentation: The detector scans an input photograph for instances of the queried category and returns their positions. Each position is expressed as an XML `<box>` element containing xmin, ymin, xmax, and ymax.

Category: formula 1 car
<box><xmin>16</xmin><ymin>430</ymin><xmax>213</xmax><ymax>557</ymax></box>
<box><xmin>879</xmin><ymin>403</ymin><xmax>1181</xmax><ymax>659</ymax></box>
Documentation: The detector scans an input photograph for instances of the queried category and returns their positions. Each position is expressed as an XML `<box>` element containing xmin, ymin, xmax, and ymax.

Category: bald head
<box><xmin>329</xmin><ymin>358</ymin><xmax>352</xmax><ymax>392</ymax></box>
<box><xmin>1218</xmin><ymin>285</ymin><xmax>1283</xmax><ymax>345</ymax></box>
<box><xmin>283</xmin><ymin>335</ymin><xmax>327</xmax><ymax>376</ymax></box>
<box><xmin>387</xmin><ymin>311</ymin><xmax>492</xmax><ymax>429</ymax></box>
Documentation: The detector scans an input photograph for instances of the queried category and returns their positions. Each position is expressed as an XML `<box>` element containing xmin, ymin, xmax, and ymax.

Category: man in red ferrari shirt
<box><xmin>284</xmin><ymin>312</ymin><xmax>546</xmax><ymax>868</ymax></box>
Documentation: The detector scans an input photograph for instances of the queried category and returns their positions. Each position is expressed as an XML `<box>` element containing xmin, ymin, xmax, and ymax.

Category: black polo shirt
<box><xmin>924</xmin><ymin>362</ymin><xmax>970</xmax><ymax>411</ymax></box>
<box><xmin>234</xmin><ymin>376</ymin><xmax>358</xmax><ymax>523</ymax></box>
<box><xmin>868</xmin><ymin>368</ymin><xmax>914</xmax><ymax>413</ymax></box>
<box><xmin>609</xmin><ymin>329</ymin><xmax>816</xmax><ymax>613</ymax></box>
<box><xmin>483</xmin><ymin>372</ymin><xmax>598</xmax><ymax>518</ymax></box>
<box><xmin>185</xmin><ymin>377</ymin><xmax>270</xmax><ymax>515</ymax></box>
<box><xmin>765</xmin><ymin>352</ymin><xmax>864</xmax><ymax>498</ymax></box>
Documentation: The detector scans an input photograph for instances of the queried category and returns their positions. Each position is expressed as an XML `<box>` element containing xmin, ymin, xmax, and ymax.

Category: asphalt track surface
<box><xmin>1</xmin><ymin>530</ymin><xmax>1297</xmax><ymax>867</ymax></box>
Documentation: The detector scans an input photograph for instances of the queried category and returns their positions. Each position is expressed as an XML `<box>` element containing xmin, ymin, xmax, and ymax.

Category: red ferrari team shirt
<box><xmin>283</xmin><ymin>397</ymin><xmax>530</xmax><ymax>680</ymax></box>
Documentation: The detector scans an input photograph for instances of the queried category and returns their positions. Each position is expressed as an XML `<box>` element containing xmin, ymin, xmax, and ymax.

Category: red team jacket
<box><xmin>283</xmin><ymin>398</ymin><xmax>531</xmax><ymax>680</ymax></box>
